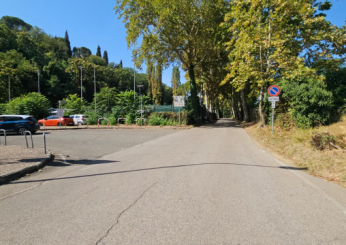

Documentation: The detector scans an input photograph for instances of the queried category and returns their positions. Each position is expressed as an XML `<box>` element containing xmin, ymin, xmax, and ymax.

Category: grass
<box><xmin>244</xmin><ymin>116</ymin><xmax>346</xmax><ymax>188</ymax></box>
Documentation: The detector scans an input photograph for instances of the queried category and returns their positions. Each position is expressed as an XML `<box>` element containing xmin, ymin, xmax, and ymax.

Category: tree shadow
<box><xmin>9</xmin><ymin>161</ymin><xmax>308</xmax><ymax>184</ymax></box>
<box><xmin>199</xmin><ymin>118</ymin><xmax>242</xmax><ymax>129</ymax></box>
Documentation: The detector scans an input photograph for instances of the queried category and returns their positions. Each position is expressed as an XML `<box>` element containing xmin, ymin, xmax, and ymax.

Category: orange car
<box><xmin>38</xmin><ymin>116</ymin><xmax>74</xmax><ymax>126</ymax></box>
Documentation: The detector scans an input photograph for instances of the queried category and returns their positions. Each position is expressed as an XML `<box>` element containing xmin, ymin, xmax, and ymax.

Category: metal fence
<box><xmin>147</xmin><ymin>105</ymin><xmax>184</xmax><ymax>113</ymax></box>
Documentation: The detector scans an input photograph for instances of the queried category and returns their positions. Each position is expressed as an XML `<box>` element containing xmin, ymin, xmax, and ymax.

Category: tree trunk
<box><xmin>188</xmin><ymin>64</ymin><xmax>199</xmax><ymax>123</ymax></box>
<box><xmin>231</xmin><ymin>87</ymin><xmax>236</xmax><ymax>119</ymax></box>
<box><xmin>240</xmin><ymin>89</ymin><xmax>250</xmax><ymax>122</ymax></box>
<box><xmin>258</xmin><ymin>85</ymin><xmax>265</xmax><ymax>127</ymax></box>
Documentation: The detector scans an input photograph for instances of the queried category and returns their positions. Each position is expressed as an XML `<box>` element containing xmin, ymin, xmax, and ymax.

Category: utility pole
<box><xmin>8</xmin><ymin>75</ymin><xmax>10</xmax><ymax>103</ymax></box>
<box><xmin>134</xmin><ymin>66</ymin><xmax>136</xmax><ymax>99</ymax></box>
<box><xmin>78</xmin><ymin>66</ymin><xmax>83</xmax><ymax>100</ymax></box>
<box><xmin>94</xmin><ymin>67</ymin><xmax>96</xmax><ymax>112</ymax></box>
<box><xmin>36</xmin><ymin>70</ymin><xmax>40</xmax><ymax>94</ymax></box>
<box><xmin>137</xmin><ymin>85</ymin><xmax>143</xmax><ymax>125</ymax></box>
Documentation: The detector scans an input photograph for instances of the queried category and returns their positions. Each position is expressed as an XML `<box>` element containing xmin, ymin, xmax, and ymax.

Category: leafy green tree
<box><xmin>4</xmin><ymin>92</ymin><xmax>50</xmax><ymax>119</ymax></box>
<box><xmin>64</xmin><ymin>30</ymin><xmax>72</xmax><ymax>57</ymax></box>
<box><xmin>94</xmin><ymin>87</ymin><xmax>117</xmax><ymax>115</ymax></box>
<box><xmin>0</xmin><ymin>24</ymin><xmax>17</xmax><ymax>52</ymax></box>
<box><xmin>72</xmin><ymin>46</ymin><xmax>92</xmax><ymax>58</ymax></box>
<box><xmin>0</xmin><ymin>16</ymin><xmax>32</xmax><ymax>32</ymax></box>
<box><xmin>103</xmin><ymin>50</ymin><xmax>109</xmax><ymax>65</ymax></box>
<box><xmin>162</xmin><ymin>84</ymin><xmax>173</xmax><ymax>105</ymax></box>
<box><xmin>62</xmin><ymin>94</ymin><xmax>86</xmax><ymax>115</ymax></box>
<box><xmin>96</xmin><ymin>45</ymin><xmax>101</xmax><ymax>57</ymax></box>
<box><xmin>222</xmin><ymin>0</ymin><xmax>346</xmax><ymax>126</ymax></box>
<box><xmin>278</xmin><ymin>78</ymin><xmax>333</xmax><ymax>128</ymax></box>
<box><xmin>171</xmin><ymin>66</ymin><xmax>180</xmax><ymax>95</ymax></box>
<box><xmin>115</xmin><ymin>0</ymin><xmax>227</xmax><ymax>122</ymax></box>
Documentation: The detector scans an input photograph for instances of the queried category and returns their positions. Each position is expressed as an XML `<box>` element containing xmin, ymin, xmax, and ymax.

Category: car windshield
<box><xmin>63</xmin><ymin>116</ymin><xmax>71</xmax><ymax>118</ymax></box>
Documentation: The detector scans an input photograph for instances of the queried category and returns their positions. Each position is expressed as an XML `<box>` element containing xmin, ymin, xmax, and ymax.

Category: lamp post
<box><xmin>8</xmin><ymin>75</ymin><xmax>10</xmax><ymax>102</ymax></box>
<box><xmin>78</xmin><ymin>66</ymin><xmax>83</xmax><ymax>100</ymax></box>
<box><xmin>36</xmin><ymin>70</ymin><xmax>40</xmax><ymax>93</ymax></box>
<box><xmin>94</xmin><ymin>67</ymin><xmax>96</xmax><ymax>112</ymax></box>
<box><xmin>134</xmin><ymin>66</ymin><xmax>136</xmax><ymax>99</ymax></box>
<box><xmin>137</xmin><ymin>85</ymin><xmax>143</xmax><ymax>125</ymax></box>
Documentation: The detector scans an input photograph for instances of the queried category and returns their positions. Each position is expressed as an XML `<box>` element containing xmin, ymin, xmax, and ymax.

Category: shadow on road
<box><xmin>9</xmin><ymin>161</ymin><xmax>308</xmax><ymax>184</ymax></box>
<box><xmin>199</xmin><ymin>119</ymin><xmax>242</xmax><ymax>129</ymax></box>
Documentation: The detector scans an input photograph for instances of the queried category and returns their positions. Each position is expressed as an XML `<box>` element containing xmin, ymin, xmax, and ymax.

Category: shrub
<box><xmin>278</xmin><ymin>78</ymin><xmax>333</xmax><ymax>128</ymax></box>
<box><xmin>4</xmin><ymin>92</ymin><xmax>50</xmax><ymax>119</ymax></box>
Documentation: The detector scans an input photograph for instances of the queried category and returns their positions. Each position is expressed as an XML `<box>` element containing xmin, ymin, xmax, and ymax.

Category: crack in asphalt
<box><xmin>95</xmin><ymin>182</ymin><xmax>158</xmax><ymax>245</ymax></box>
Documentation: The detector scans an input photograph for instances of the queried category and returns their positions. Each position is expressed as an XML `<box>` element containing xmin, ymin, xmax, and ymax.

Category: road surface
<box><xmin>1</xmin><ymin>119</ymin><xmax>346</xmax><ymax>244</ymax></box>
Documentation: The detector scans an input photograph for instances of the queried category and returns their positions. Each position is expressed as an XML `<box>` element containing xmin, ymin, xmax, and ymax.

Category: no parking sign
<box><xmin>267</xmin><ymin>85</ymin><xmax>281</xmax><ymax>134</ymax></box>
<box><xmin>268</xmin><ymin>85</ymin><xmax>281</xmax><ymax>97</ymax></box>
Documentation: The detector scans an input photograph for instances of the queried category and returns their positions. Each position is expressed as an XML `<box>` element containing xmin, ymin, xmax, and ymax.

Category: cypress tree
<box><xmin>103</xmin><ymin>50</ymin><xmax>109</xmax><ymax>65</ymax></box>
<box><xmin>64</xmin><ymin>31</ymin><xmax>72</xmax><ymax>57</ymax></box>
<box><xmin>96</xmin><ymin>45</ymin><xmax>101</xmax><ymax>57</ymax></box>
<box><xmin>119</xmin><ymin>60</ymin><xmax>123</xmax><ymax>69</ymax></box>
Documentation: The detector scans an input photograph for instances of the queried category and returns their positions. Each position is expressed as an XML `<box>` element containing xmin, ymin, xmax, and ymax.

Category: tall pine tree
<box><xmin>119</xmin><ymin>60</ymin><xmax>123</xmax><ymax>69</ymax></box>
<box><xmin>171</xmin><ymin>66</ymin><xmax>180</xmax><ymax>95</ymax></box>
<box><xmin>103</xmin><ymin>50</ymin><xmax>109</xmax><ymax>65</ymax></box>
<box><xmin>64</xmin><ymin>30</ymin><xmax>72</xmax><ymax>57</ymax></box>
<box><xmin>96</xmin><ymin>45</ymin><xmax>101</xmax><ymax>57</ymax></box>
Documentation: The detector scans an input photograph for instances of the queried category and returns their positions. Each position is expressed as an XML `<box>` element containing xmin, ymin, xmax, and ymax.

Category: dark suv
<box><xmin>0</xmin><ymin>115</ymin><xmax>40</xmax><ymax>135</ymax></box>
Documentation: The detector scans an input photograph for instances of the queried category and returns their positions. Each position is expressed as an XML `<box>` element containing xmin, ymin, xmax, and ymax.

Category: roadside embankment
<box><xmin>244</xmin><ymin>117</ymin><xmax>346</xmax><ymax>188</ymax></box>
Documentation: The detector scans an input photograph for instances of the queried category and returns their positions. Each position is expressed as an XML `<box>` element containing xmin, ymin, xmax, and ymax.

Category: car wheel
<box><xmin>78</xmin><ymin>122</ymin><xmax>82</xmax><ymax>126</ymax></box>
<box><xmin>57</xmin><ymin>122</ymin><xmax>62</xmax><ymax>126</ymax></box>
<box><xmin>31</xmin><ymin>131</ymin><xmax>37</xmax><ymax>134</ymax></box>
<box><xmin>17</xmin><ymin>127</ymin><xmax>27</xmax><ymax>135</ymax></box>
<box><xmin>39</xmin><ymin>123</ymin><xmax>43</xmax><ymax>126</ymax></box>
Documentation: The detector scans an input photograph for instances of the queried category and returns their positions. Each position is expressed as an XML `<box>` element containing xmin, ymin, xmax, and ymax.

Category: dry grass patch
<box><xmin>244</xmin><ymin>116</ymin><xmax>346</xmax><ymax>188</ymax></box>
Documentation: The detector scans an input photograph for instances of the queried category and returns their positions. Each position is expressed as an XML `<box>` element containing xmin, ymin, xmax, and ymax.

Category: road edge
<box><xmin>0</xmin><ymin>153</ymin><xmax>54</xmax><ymax>185</ymax></box>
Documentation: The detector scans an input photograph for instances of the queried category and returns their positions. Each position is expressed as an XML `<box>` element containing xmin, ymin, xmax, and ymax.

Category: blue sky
<box><xmin>0</xmin><ymin>0</ymin><xmax>345</xmax><ymax>86</ymax></box>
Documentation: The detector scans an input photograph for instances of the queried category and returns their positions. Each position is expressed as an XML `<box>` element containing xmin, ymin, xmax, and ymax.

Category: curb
<box><xmin>0</xmin><ymin>153</ymin><xmax>54</xmax><ymax>185</ymax></box>
<box><xmin>39</xmin><ymin>126</ymin><xmax>192</xmax><ymax>131</ymax></box>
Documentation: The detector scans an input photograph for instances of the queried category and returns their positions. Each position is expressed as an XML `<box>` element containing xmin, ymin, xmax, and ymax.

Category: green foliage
<box><xmin>64</xmin><ymin>31</ymin><xmax>72</xmax><ymax>57</ymax></box>
<box><xmin>62</xmin><ymin>94</ymin><xmax>86</xmax><ymax>116</ymax></box>
<box><xmin>148</xmin><ymin>112</ymin><xmax>186</xmax><ymax>126</ymax></box>
<box><xmin>103</xmin><ymin>50</ymin><xmax>109</xmax><ymax>65</ymax></box>
<box><xmin>278</xmin><ymin>78</ymin><xmax>333</xmax><ymax>128</ymax></box>
<box><xmin>94</xmin><ymin>87</ymin><xmax>117</xmax><ymax>115</ymax></box>
<box><xmin>3</xmin><ymin>92</ymin><xmax>50</xmax><ymax>119</ymax></box>
<box><xmin>0</xmin><ymin>16</ymin><xmax>32</xmax><ymax>31</ymax></box>
<box><xmin>96</xmin><ymin>45</ymin><xmax>101</xmax><ymax>57</ymax></box>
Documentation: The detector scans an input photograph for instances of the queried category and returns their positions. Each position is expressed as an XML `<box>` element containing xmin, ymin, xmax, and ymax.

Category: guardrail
<box><xmin>24</xmin><ymin>131</ymin><xmax>34</xmax><ymax>148</ymax></box>
<box><xmin>117</xmin><ymin>118</ymin><xmax>128</xmax><ymax>126</ymax></box>
<box><xmin>98</xmin><ymin>118</ymin><xmax>109</xmax><ymax>127</ymax></box>
<box><xmin>0</xmin><ymin>129</ymin><xmax>7</xmax><ymax>145</ymax></box>
<box><xmin>135</xmin><ymin>118</ymin><xmax>146</xmax><ymax>126</ymax></box>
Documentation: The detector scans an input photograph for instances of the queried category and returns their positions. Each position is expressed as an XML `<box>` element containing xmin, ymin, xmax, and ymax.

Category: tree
<box><xmin>119</xmin><ymin>60</ymin><xmax>123</xmax><ymax>68</ymax></box>
<box><xmin>222</xmin><ymin>0</ymin><xmax>346</xmax><ymax>125</ymax></box>
<box><xmin>72</xmin><ymin>46</ymin><xmax>92</xmax><ymax>58</ymax></box>
<box><xmin>62</xmin><ymin>94</ymin><xmax>86</xmax><ymax>115</ymax></box>
<box><xmin>115</xmin><ymin>0</ymin><xmax>227</xmax><ymax>122</ymax></box>
<box><xmin>4</xmin><ymin>92</ymin><xmax>50</xmax><ymax>119</ymax></box>
<box><xmin>96</xmin><ymin>45</ymin><xmax>101</xmax><ymax>57</ymax></box>
<box><xmin>171</xmin><ymin>66</ymin><xmax>180</xmax><ymax>95</ymax></box>
<box><xmin>0</xmin><ymin>16</ymin><xmax>32</xmax><ymax>32</ymax></box>
<box><xmin>64</xmin><ymin>30</ymin><xmax>72</xmax><ymax>57</ymax></box>
<box><xmin>103</xmin><ymin>50</ymin><xmax>109</xmax><ymax>65</ymax></box>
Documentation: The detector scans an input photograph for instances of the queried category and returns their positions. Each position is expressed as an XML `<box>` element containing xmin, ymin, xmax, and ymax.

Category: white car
<box><xmin>70</xmin><ymin>114</ymin><xmax>88</xmax><ymax>126</ymax></box>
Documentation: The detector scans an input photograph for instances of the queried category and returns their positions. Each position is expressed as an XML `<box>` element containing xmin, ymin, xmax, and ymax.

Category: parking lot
<box><xmin>3</xmin><ymin>129</ymin><xmax>178</xmax><ymax>161</ymax></box>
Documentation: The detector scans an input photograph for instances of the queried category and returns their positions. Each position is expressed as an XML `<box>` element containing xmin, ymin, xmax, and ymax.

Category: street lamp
<box><xmin>137</xmin><ymin>85</ymin><xmax>144</xmax><ymax>124</ymax></box>
<box><xmin>7</xmin><ymin>74</ymin><xmax>10</xmax><ymax>102</ymax></box>
<box><xmin>94</xmin><ymin>66</ymin><xmax>96</xmax><ymax>112</ymax></box>
<box><xmin>78</xmin><ymin>66</ymin><xmax>83</xmax><ymax>100</ymax></box>
<box><xmin>134</xmin><ymin>66</ymin><xmax>136</xmax><ymax>99</ymax></box>
<box><xmin>36</xmin><ymin>70</ymin><xmax>40</xmax><ymax>93</ymax></box>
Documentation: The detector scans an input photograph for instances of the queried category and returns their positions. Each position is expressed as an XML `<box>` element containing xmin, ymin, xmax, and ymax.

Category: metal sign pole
<box><xmin>272</xmin><ymin>107</ymin><xmax>274</xmax><ymax>134</ymax></box>
<box><xmin>179</xmin><ymin>107</ymin><xmax>181</xmax><ymax>126</ymax></box>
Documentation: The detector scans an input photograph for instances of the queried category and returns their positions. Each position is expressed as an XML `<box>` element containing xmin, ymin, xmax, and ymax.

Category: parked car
<box><xmin>70</xmin><ymin>114</ymin><xmax>88</xmax><ymax>126</ymax></box>
<box><xmin>0</xmin><ymin>115</ymin><xmax>40</xmax><ymax>135</ymax></box>
<box><xmin>38</xmin><ymin>116</ymin><xmax>74</xmax><ymax>126</ymax></box>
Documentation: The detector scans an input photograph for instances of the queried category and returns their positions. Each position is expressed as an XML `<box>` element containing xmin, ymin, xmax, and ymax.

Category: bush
<box><xmin>4</xmin><ymin>92</ymin><xmax>50</xmax><ymax>119</ymax></box>
<box><xmin>278</xmin><ymin>78</ymin><xmax>333</xmax><ymax>128</ymax></box>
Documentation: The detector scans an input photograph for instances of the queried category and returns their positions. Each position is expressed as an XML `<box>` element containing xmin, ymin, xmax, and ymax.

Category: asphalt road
<box><xmin>1</xmin><ymin>119</ymin><xmax>346</xmax><ymax>244</ymax></box>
